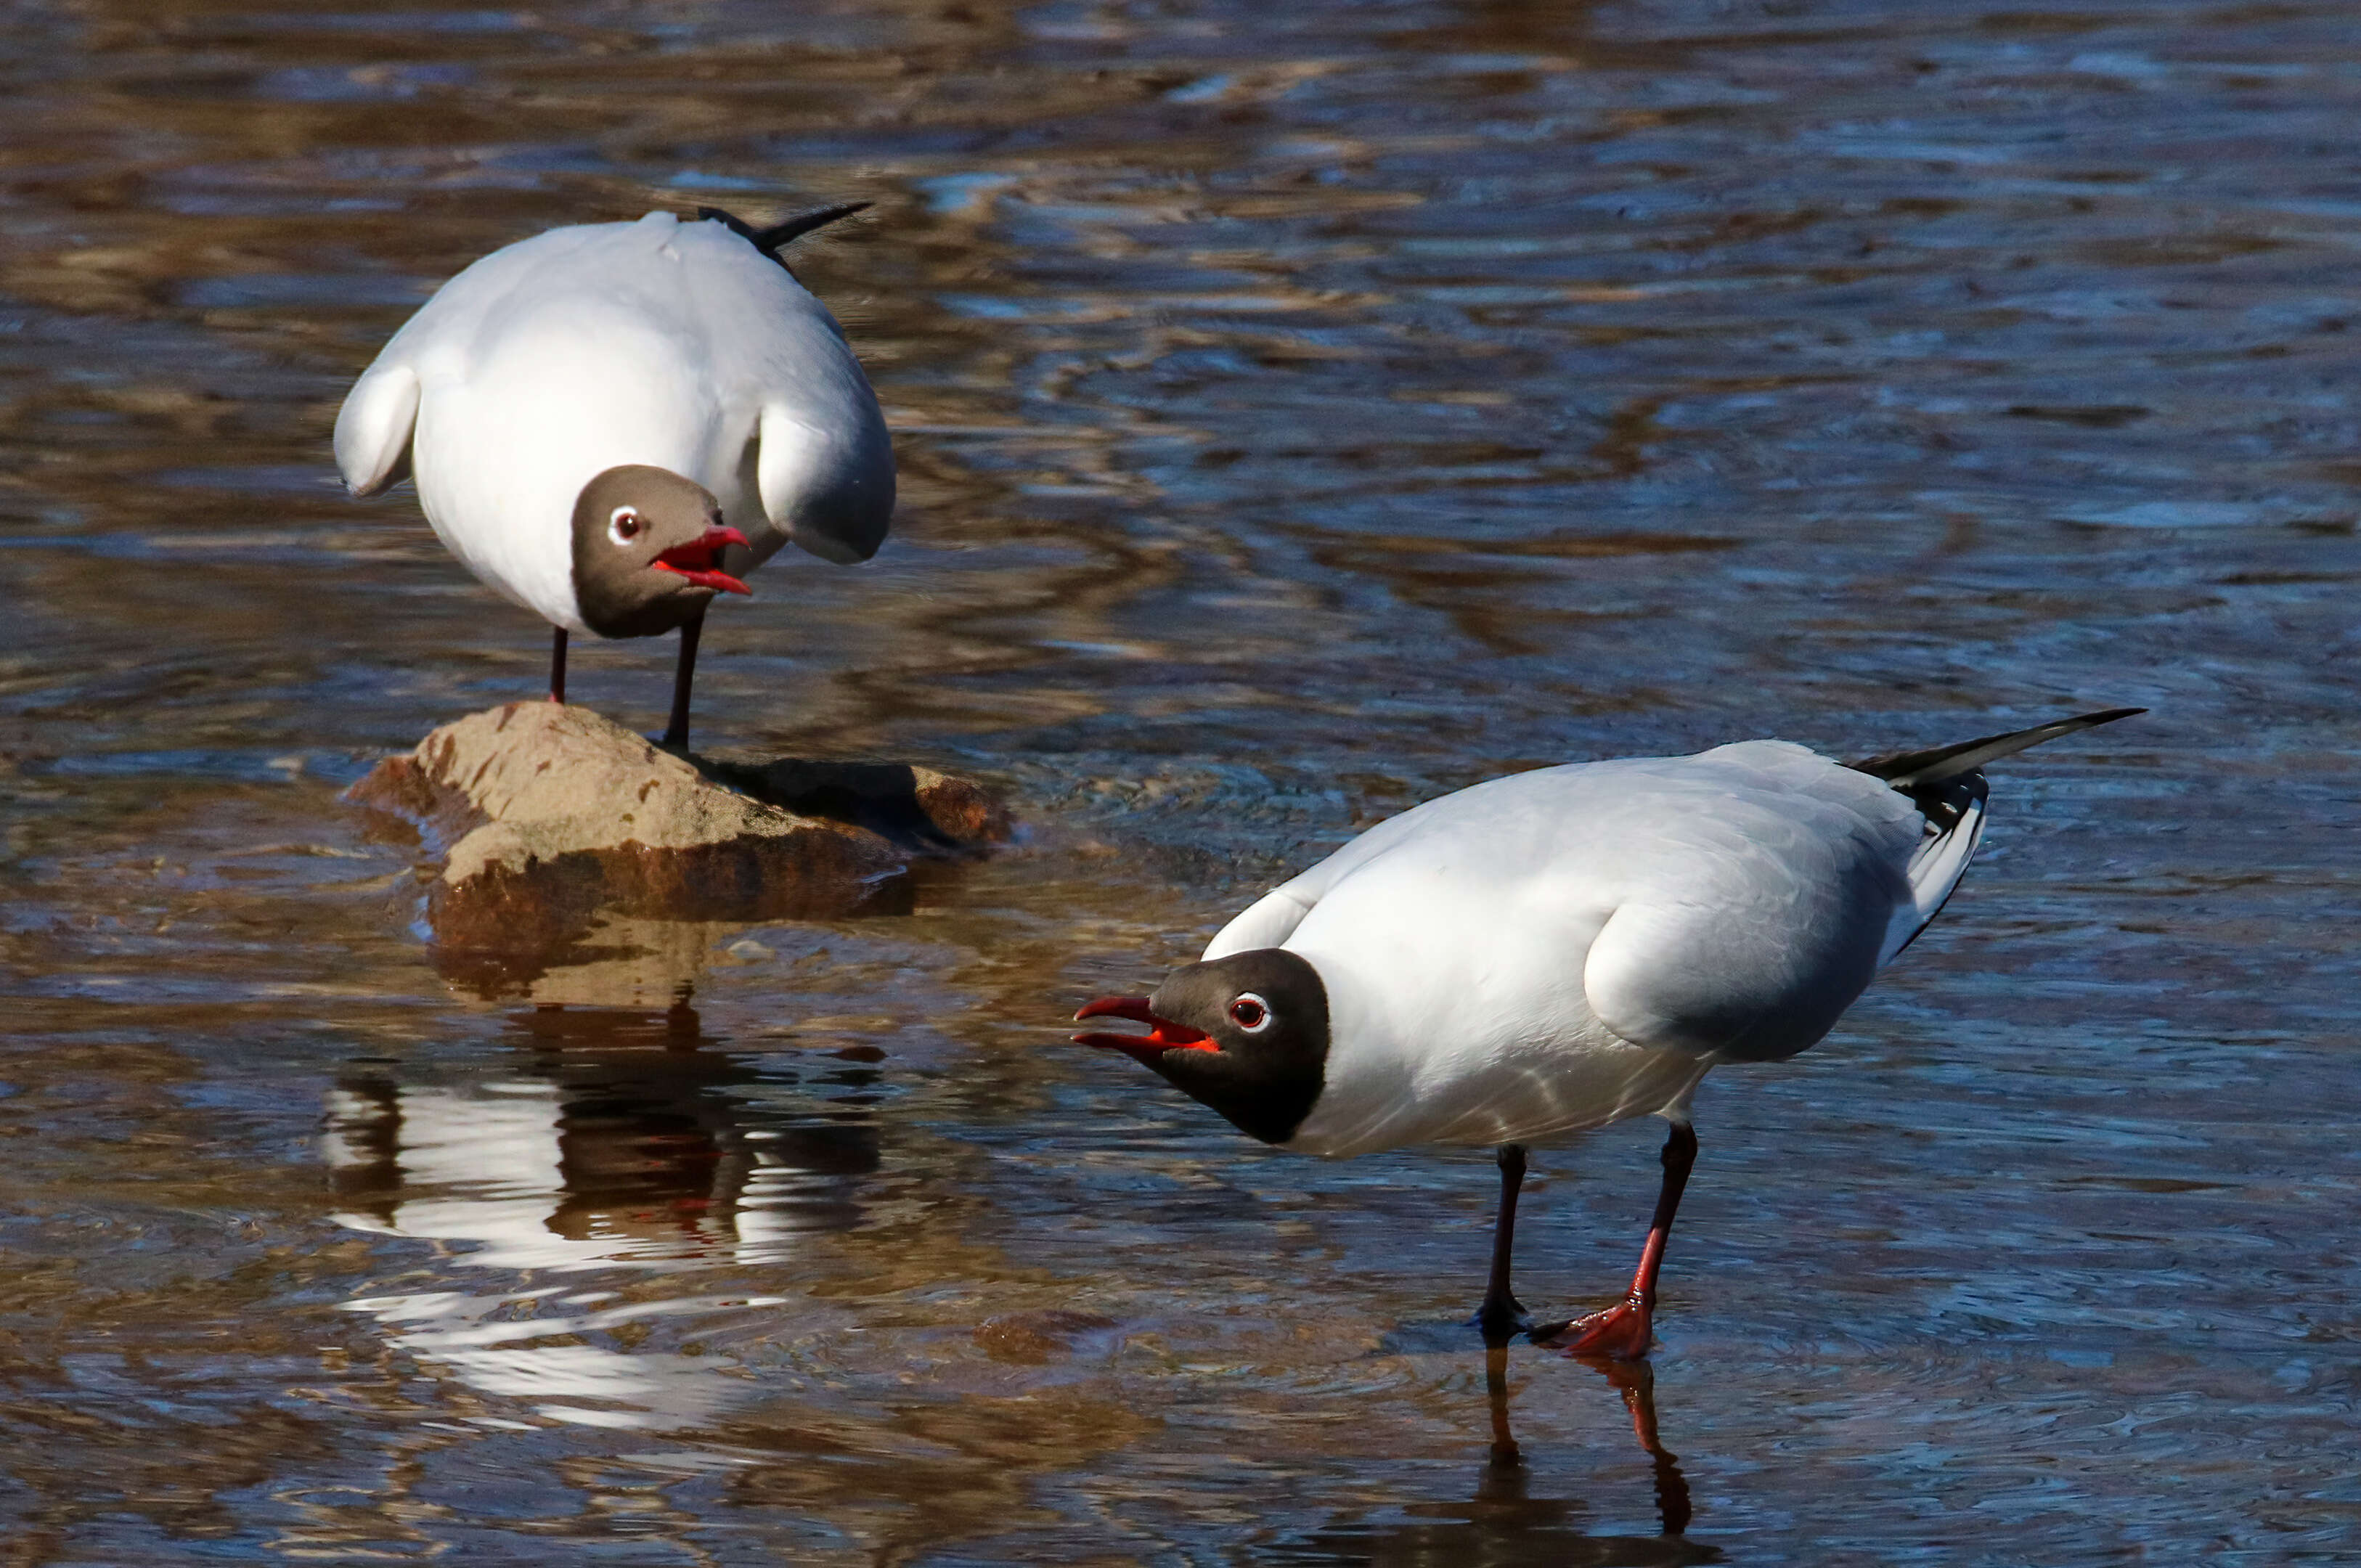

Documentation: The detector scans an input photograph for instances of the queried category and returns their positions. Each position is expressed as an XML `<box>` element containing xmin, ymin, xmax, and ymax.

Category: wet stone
<box><xmin>346</xmin><ymin>702</ymin><xmax>1011</xmax><ymax>968</ymax></box>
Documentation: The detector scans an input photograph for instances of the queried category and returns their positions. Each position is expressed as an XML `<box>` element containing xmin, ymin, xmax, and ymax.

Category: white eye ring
<box><xmin>1228</xmin><ymin>992</ymin><xmax>1273</xmax><ymax>1033</ymax></box>
<box><xmin>608</xmin><ymin>505</ymin><xmax>644</xmax><ymax>546</ymax></box>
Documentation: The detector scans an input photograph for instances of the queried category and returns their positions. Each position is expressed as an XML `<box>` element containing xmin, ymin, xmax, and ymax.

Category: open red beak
<box><xmin>653</xmin><ymin>526</ymin><xmax>754</xmax><ymax>595</ymax></box>
<box><xmin>1072</xmin><ymin>995</ymin><xmax>1218</xmax><ymax>1063</ymax></box>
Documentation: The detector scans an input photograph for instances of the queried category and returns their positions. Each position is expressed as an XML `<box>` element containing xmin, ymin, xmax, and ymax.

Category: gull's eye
<box><xmin>608</xmin><ymin>506</ymin><xmax>645</xmax><ymax>545</ymax></box>
<box><xmin>1228</xmin><ymin>992</ymin><xmax>1272</xmax><ymax>1033</ymax></box>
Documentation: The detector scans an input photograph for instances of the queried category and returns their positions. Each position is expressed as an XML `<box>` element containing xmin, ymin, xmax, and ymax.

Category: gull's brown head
<box><xmin>570</xmin><ymin>464</ymin><xmax>751</xmax><ymax>639</ymax></box>
<box><xmin>1074</xmin><ymin>949</ymin><xmax>1331</xmax><ymax>1146</ymax></box>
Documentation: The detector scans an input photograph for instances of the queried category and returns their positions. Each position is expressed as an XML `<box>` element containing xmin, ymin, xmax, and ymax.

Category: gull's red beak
<box><xmin>653</xmin><ymin>526</ymin><xmax>754</xmax><ymax>595</ymax></box>
<box><xmin>1072</xmin><ymin>995</ymin><xmax>1218</xmax><ymax>1064</ymax></box>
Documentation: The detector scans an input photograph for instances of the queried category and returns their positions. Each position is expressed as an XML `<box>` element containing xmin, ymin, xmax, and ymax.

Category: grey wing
<box><xmin>672</xmin><ymin>223</ymin><xmax>895</xmax><ymax>567</ymax></box>
<box><xmin>334</xmin><ymin>361</ymin><xmax>420</xmax><ymax>497</ymax></box>
<box><xmin>1581</xmin><ymin>786</ymin><xmax>1922</xmax><ymax>1064</ymax></box>
<box><xmin>755</xmin><ymin>401</ymin><xmax>893</xmax><ymax>565</ymax></box>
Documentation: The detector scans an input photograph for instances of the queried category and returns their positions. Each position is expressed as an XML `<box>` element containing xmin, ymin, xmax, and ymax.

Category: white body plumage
<box><xmin>333</xmin><ymin>211</ymin><xmax>893</xmax><ymax>634</ymax></box>
<box><xmin>1203</xmin><ymin>740</ymin><xmax>1983</xmax><ymax>1157</ymax></box>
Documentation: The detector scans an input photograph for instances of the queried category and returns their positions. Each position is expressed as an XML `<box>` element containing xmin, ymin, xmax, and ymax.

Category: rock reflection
<box><xmin>1264</xmin><ymin>1353</ymin><xmax>1715</xmax><ymax>1567</ymax></box>
<box><xmin>322</xmin><ymin>1003</ymin><xmax>877</xmax><ymax>1428</ymax></box>
<box><xmin>427</xmin><ymin>912</ymin><xmax>744</xmax><ymax>1011</ymax></box>
<box><xmin>428</xmin><ymin>907</ymin><xmax>913</xmax><ymax>1010</ymax></box>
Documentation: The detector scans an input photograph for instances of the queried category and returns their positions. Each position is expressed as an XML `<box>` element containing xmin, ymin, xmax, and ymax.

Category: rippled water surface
<box><xmin>4</xmin><ymin>0</ymin><xmax>2359</xmax><ymax>1560</ymax></box>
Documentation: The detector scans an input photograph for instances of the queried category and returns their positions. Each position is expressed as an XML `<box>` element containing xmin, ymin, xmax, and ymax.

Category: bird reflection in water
<box><xmin>1270</xmin><ymin>1352</ymin><xmax>1714</xmax><ymax>1567</ymax></box>
<box><xmin>322</xmin><ymin>1001</ymin><xmax>878</xmax><ymax>1429</ymax></box>
<box><xmin>1491</xmin><ymin>1350</ymin><xmax>1702</xmax><ymax>1543</ymax></box>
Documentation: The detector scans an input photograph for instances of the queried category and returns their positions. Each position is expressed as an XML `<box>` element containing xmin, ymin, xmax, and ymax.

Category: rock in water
<box><xmin>347</xmin><ymin>703</ymin><xmax>1009</xmax><ymax>965</ymax></box>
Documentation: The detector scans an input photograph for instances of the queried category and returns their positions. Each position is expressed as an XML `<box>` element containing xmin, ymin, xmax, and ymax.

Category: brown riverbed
<box><xmin>2</xmin><ymin>0</ymin><xmax>2357</xmax><ymax>1561</ymax></box>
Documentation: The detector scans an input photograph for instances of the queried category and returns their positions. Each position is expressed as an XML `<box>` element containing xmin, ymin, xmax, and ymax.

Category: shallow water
<box><xmin>3</xmin><ymin>0</ymin><xmax>2359</xmax><ymax>1560</ymax></box>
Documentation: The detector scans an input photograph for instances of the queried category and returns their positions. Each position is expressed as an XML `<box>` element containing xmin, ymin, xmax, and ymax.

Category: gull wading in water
<box><xmin>334</xmin><ymin>204</ymin><xmax>893</xmax><ymax>748</ymax></box>
<box><xmin>1074</xmin><ymin>709</ymin><xmax>2142</xmax><ymax>1357</ymax></box>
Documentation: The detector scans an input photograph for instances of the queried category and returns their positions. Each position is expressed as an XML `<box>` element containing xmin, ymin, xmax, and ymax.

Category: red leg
<box><xmin>1539</xmin><ymin>1122</ymin><xmax>1697</xmax><ymax>1360</ymax></box>
<box><xmin>550</xmin><ymin>626</ymin><xmax>568</xmax><ymax>704</ymax></box>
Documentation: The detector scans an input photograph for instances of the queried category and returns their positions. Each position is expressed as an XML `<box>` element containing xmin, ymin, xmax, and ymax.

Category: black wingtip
<box><xmin>696</xmin><ymin>200</ymin><xmax>871</xmax><ymax>259</ymax></box>
<box><xmin>1850</xmin><ymin>706</ymin><xmax>2147</xmax><ymax>791</ymax></box>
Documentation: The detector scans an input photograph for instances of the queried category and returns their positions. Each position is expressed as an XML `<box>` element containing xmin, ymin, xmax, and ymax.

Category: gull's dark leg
<box><xmin>1473</xmin><ymin>1143</ymin><xmax>1531</xmax><ymax>1347</ymax></box>
<box><xmin>662</xmin><ymin>608</ymin><xmax>705</xmax><ymax>750</ymax></box>
<box><xmin>550</xmin><ymin>626</ymin><xmax>568</xmax><ymax>704</ymax></box>
<box><xmin>1537</xmin><ymin>1122</ymin><xmax>1697</xmax><ymax>1360</ymax></box>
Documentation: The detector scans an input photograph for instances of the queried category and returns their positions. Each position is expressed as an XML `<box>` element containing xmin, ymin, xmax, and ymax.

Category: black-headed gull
<box><xmin>1075</xmin><ymin>708</ymin><xmax>2142</xmax><ymax>1357</ymax></box>
<box><xmin>335</xmin><ymin>203</ymin><xmax>893</xmax><ymax>748</ymax></box>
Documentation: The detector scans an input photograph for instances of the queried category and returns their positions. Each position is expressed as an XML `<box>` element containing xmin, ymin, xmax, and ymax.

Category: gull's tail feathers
<box><xmin>1855</xmin><ymin>706</ymin><xmax>2145</xmax><ymax>967</ymax></box>
<box><xmin>1850</xmin><ymin>707</ymin><xmax>2146</xmax><ymax>792</ymax></box>
<box><xmin>698</xmin><ymin>202</ymin><xmax>871</xmax><ymax>270</ymax></box>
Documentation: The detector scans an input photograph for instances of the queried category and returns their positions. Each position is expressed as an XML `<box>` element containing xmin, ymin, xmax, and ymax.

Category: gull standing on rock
<box><xmin>1074</xmin><ymin>709</ymin><xmax>2142</xmax><ymax>1357</ymax></box>
<box><xmin>334</xmin><ymin>204</ymin><xmax>894</xmax><ymax>748</ymax></box>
